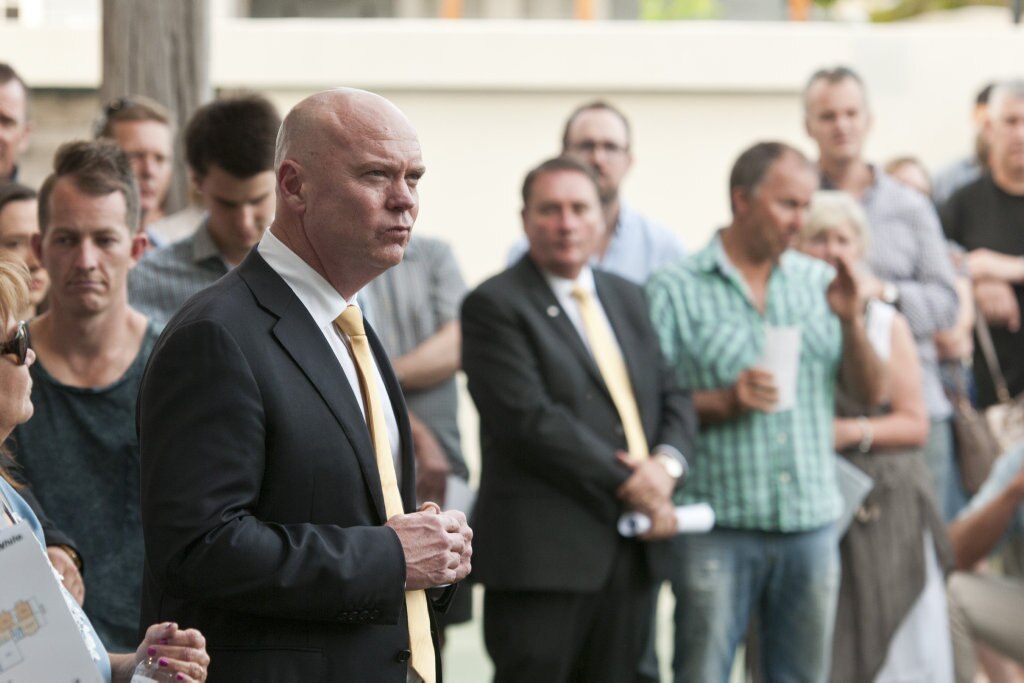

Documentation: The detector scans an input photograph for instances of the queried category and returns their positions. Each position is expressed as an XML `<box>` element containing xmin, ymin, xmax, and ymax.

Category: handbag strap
<box><xmin>975</xmin><ymin>303</ymin><xmax>1014</xmax><ymax>404</ymax></box>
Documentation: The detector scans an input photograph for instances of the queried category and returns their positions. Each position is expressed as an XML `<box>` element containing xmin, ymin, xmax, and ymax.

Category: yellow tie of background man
<box><xmin>570</xmin><ymin>286</ymin><xmax>650</xmax><ymax>461</ymax></box>
<box><xmin>335</xmin><ymin>305</ymin><xmax>436</xmax><ymax>683</ymax></box>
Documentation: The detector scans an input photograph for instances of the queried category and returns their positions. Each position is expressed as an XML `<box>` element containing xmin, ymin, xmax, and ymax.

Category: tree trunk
<box><xmin>101</xmin><ymin>0</ymin><xmax>210</xmax><ymax>214</ymax></box>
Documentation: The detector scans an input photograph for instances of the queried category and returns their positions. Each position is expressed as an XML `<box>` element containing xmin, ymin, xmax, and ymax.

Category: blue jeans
<box><xmin>671</xmin><ymin>525</ymin><xmax>840</xmax><ymax>683</ymax></box>
<box><xmin>923</xmin><ymin>417</ymin><xmax>967</xmax><ymax>522</ymax></box>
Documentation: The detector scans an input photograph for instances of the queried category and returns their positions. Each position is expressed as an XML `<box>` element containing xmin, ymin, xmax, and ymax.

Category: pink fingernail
<box><xmin>159</xmin><ymin>658</ymin><xmax>169</xmax><ymax>667</ymax></box>
<box><xmin>159</xmin><ymin>638</ymin><xmax>168</xmax><ymax>645</ymax></box>
<box><xmin>176</xmin><ymin>675</ymin><xmax>185</xmax><ymax>682</ymax></box>
<box><xmin>147</xmin><ymin>646</ymin><xmax>157</xmax><ymax>656</ymax></box>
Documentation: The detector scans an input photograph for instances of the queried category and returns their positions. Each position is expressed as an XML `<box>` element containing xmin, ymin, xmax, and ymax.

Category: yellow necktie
<box><xmin>570</xmin><ymin>286</ymin><xmax>649</xmax><ymax>461</ymax></box>
<box><xmin>335</xmin><ymin>305</ymin><xmax>436</xmax><ymax>683</ymax></box>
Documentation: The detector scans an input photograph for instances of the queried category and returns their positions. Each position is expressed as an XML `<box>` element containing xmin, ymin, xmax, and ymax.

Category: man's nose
<box><xmin>387</xmin><ymin>179</ymin><xmax>416</xmax><ymax>212</ymax></box>
<box><xmin>237</xmin><ymin>204</ymin><xmax>256</xmax><ymax>231</ymax></box>
<box><xmin>557</xmin><ymin>208</ymin><xmax>580</xmax><ymax>230</ymax></box>
<box><xmin>792</xmin><ymin>208</ymin><xmax>807</xmax><ymax>232</ymax></box>
<box><xmin>74</xmin><ymin>241</ymin><xmax>99</xmax><ymax>269</ymax></box>
<box><xmin>25</xmin><ymin>245</ymin><xmax>41</xmax><ymax>270</ymax></box>
<box><xmin>140</xmin><ymin>156</ymin><xmax>158</xmax><ymax>179</ymax></box>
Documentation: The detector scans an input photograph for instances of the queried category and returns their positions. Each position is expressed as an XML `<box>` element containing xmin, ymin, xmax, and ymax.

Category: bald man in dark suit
<box><xmin>137</xmin><ymin>88</ymin><xmax>472</xmax><ymax>682</ymax></box>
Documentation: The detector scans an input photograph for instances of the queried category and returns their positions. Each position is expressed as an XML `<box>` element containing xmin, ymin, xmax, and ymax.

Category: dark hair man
<box><xmin>463</xmin><ymin>154</ymin><xmax>695</xmax><ymax>680</ymax></box>
<box><xmin>95</xmin><ymin>95</ymin><xmax>176</xmax><ymax>240</ymax></box>
<box><xmin>804</xmin><ymin>66</ymin><xmax>962</xmax><ymax>520</ymax></box>
<box><xmin>942</xmin><ymin>81</ymin><xmax>1024</xmax><ymax>411</ymax></box>
<box><xmin>128</xmin><ymin>93</ymin><xmax>281</xmax><ymax>324</ymax></box>
<box><xmin>10</xmin><ymin>140</ymin><xmax>156</xmax><ymax>652</ymax></box>
<box><xmin>509</xmin><ymin>100</ymin><xmax>686</xmax><ymax>283</ymax></box>
<box><xmin>0</xmin><ymin>63</ymin><xmax>31</xmax><ymax>184</ymax></box>
<box><xmin>646</xmin><ymin>141</ymin><xmax>882</xmax><ymax>682</ymax></box>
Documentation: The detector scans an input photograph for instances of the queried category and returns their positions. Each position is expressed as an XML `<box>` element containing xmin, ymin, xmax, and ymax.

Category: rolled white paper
<box><xmin>617</xmin><ymin>503</ymin><xmax>715</xmax><ymax>537</ymax></box>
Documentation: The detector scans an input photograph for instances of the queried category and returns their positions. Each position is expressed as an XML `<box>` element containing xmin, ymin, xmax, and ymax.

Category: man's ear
<box><xmin>278</xmin><ymin>160</ymin><xmax>305</xmax><ymax>214</ymax></box>
<box><xmin>188</xmin><ymin>167</ymin><xmax>204</xmax><ymax>194</ymax></box>
<box><xmin>129</xmin><ymin>231</ymin><xmax>149</xmax><ymax>265</ymax></box>
<box><xmin>731</xmin><ymin>186</ymin><xmax>750</xmax><ymax>216</ymax></box>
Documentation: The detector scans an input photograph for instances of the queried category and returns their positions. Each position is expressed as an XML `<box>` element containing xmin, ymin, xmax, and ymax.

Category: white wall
<box><xmin>4</xmin><ymin>18</ymin><xmax>1023</xmax><ymax>285</ymax></box>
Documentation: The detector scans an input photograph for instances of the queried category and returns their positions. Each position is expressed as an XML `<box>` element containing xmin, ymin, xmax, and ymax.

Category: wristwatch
<box><xmin>880</xmin><ymin>281</ymin><xmax>900</xmax><ymax>306</ymax></box>
<box><xmin>653</xmin><ymin>453</ymin><xmax>685</xmax><ymax>480</ymax></box>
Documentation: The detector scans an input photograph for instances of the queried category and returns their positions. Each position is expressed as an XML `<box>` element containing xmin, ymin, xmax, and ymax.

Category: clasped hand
<box><xmin>615</xmin><ymin>452</ymin><xmax>677</xmax><ymax>541</ymax></box>
<box><xmin>387</xmin><ymin>503</ymin><xmax>473</xmax><ymax>590</ymax></box>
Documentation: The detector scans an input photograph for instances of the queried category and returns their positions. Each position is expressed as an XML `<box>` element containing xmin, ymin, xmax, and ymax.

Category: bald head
<box><xmin>274</xmin><ymin>88</ymin><xmax>416</xmax><ymax>171</ymax></box>
<box><xmin>271</xmin><ymin>88</ymin><xmax>424</xmax><ymax>299</ymax></box>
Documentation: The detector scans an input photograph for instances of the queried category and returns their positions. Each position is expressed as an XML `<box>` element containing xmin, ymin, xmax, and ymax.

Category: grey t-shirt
<box><xmin>9</xmin><ymin>323</ymin><xmax>160</xmax><ymax>652</ymax></box>
<box><xmin>360</xmin><ymin>235</ymin><xmax>469</xmax><ymax>479</ymax></box>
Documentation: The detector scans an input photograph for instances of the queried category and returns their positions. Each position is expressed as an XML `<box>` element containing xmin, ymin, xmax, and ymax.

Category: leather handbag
<box><xmin>976</xmin><ymin>313</ymin><xmax>1024</xmax><ymax>452</ymax></box>
<box><xmin>948</xmin><ymin>361</ymin><xmax>1001</xmax><ymax>495</ymax></box>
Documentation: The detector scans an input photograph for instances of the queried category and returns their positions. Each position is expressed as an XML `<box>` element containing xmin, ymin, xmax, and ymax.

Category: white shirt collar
<box><xmin>257</xmin><ymin>228</ymin><xmax>359</xmax><ymax>325</ymax></box>
<box><xmin>541</xmin><ymin>264</ymin><xmax>597</xmax><ymax>299</ymax></box>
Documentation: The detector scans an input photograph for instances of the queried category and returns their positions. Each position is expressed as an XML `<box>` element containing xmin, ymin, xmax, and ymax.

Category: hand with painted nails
<box><xmin>109</xmin><ymin>622</ymin><xmax>210</xmax><ymax>683</ymax></box>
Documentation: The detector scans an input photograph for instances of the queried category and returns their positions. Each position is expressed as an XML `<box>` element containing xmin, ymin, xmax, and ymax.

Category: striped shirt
<box><xmin>646</xmin><ymin>232</ymin><xmax>842</xmax><ymax>531</ymax></box>
<box><xmin>128</xmin><ymin>217</ymin><xmax>231</xmax><ymax>325</ymax></box>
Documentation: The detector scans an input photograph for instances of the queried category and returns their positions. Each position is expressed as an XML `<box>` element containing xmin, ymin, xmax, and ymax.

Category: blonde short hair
<box><xmin>0</xmin><ymin>252</ymin><xmax>30</xmax><ymax>483</ymax></box>
<box><xmin>0</xmin><ymin>252</ymin><xmax>29</xmax><ymax>329</ymax></box>
<box><xmin>803</xmin><ymin>190</ymin><xmax>871</xmax><ymax>253</ymax></box>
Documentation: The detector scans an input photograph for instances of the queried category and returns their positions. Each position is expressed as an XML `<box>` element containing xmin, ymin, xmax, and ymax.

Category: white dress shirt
<box><xmin>257</xmin><ymin>230</ymin><xmax>403</xmax><ymax>481</ymax></box>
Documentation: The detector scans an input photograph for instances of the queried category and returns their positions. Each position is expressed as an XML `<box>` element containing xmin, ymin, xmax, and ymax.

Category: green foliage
<box><xmin>640</xmin><ymin>0</ymin><xmax>717</xmax><ymax>20</ymax></box>
<box><xmin>869</xmin><ymin>0</ymin><xmax>1007</xmax><ymax>22</ymax></box>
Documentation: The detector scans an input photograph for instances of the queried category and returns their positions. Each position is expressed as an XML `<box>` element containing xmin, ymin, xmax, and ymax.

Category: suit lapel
<box><xmin>237</xmin><ymin>251</ymin><xmax>389</xmax><ymax>522</ymax></box>
<box><xmin>515</xmin><ymin>257</ymin><xmax>609</xmax><ymax>396</ymax></box>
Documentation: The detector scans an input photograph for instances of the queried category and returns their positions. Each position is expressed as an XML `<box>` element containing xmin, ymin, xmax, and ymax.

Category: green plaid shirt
<box><xmin>646</xmin><ymin>232</ymin><xmax>843</xmax><ymax>531</ymax></box>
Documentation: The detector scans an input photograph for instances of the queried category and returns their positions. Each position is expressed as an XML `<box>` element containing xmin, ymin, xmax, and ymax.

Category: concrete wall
<box><xmin>4</xmin><ymin>18</ymin><xmax>1022</xmax><ymax>286</ymax></box>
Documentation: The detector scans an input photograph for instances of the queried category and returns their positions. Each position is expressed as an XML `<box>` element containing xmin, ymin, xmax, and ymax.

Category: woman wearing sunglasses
<box><xmin>0</xmin><ymin>253</ymin><xmax>209</xmax><ymax>682</ymax></box>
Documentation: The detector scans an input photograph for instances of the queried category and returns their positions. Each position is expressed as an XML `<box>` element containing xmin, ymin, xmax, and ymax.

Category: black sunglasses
<box><xmin>1</xmin><ymin>321</ymin><xmax>28</xmax><ymax>366</ymax></box>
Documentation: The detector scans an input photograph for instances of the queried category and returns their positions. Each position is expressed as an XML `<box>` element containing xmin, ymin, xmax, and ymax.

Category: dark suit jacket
<box><xmin>461</xmin><ymin>257</ymin><xmax>696</xmax><ymax>592</ymax></box>
<box><xmin>137</xmin><ymin>250</ymin><xmax>441</xmax><ymax>681</ymax></box>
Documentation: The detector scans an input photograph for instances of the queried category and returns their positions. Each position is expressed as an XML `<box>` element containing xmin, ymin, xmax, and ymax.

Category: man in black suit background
<box><xmin>137</xmin><ymin>88</ymin><xmax>472</xmax><ymax>682</ymax></box>
<box><xmin>461</xmin><ymin>156</ymin><xmax>696</xmax><ymax>682</ymax></box>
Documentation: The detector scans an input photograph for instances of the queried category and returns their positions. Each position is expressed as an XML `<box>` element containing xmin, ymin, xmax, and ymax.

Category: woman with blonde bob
<box><xmin>0</xmin><ymin>253</ymin><xmax>209</xmax><ymax>682</ymax></box>
<box><xmin>798</xmin><ymin>190</ymin><xmax>954</xmax><ymax>682</ymax></box>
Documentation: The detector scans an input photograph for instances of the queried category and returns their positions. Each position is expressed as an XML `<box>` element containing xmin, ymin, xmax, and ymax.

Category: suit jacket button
<box><xmin>396</xmin><ymin>649</ymin><xmax>411</xmax><ymax>663</ymax></box>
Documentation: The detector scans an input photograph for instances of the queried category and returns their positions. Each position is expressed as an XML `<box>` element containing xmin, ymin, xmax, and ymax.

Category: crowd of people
<box><xmin>2</xmin><ymin>55</ymin><xmax>1024</xmax><ymax>682</ymax></box>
